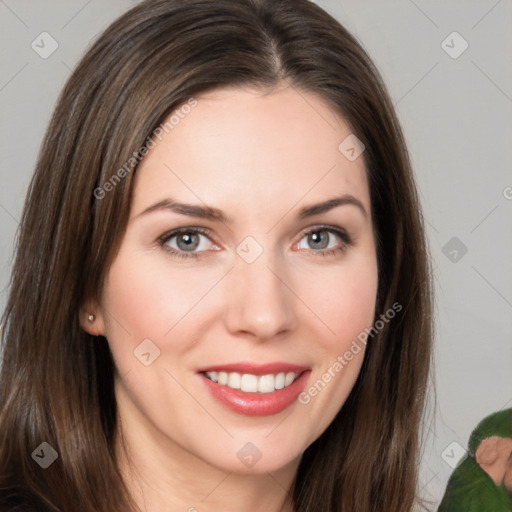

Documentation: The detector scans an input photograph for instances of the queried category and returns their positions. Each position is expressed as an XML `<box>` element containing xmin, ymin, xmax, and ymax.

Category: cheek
<box><xmin>101</xmin><ymin>258</ymin><xmax>165</xmax><ymax>338</ymax></box>
<box><xmin>294</xmin><ymin>256</ymin><xmax>378</xmax><ymax>417</ymax></box>
<box><xmin>101</xmin><ymin>250</ymin><xmax>219</xmax><ymax>343</ymax></box>
<box><xmin>304</xmin><ymin>257</ymin><xmax>379</xmax><ymax>349</ymax></box>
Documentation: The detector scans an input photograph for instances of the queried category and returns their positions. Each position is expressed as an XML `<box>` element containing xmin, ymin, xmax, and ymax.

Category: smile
<box><xmin>197</xmin><ymin>362</ymin><xmax>311</xmax><ymax>416</ymax></box>
<box><xmin>203</xmin><ymin>371</ymin><xmax>300</xmax><ymax>393</ymax></box>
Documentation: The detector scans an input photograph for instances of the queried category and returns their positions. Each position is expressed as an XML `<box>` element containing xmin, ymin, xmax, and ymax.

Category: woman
<box><xmin>0</xmin><ymin>0</ymin><xmax>434</xmax><ymax>511</ymax></box>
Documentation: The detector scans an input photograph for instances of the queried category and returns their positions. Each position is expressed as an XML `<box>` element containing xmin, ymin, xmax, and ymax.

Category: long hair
<box><xmin>0</xmin><ymin>1</ymin><xmax>435</xmax><ymax>510</ymax></box>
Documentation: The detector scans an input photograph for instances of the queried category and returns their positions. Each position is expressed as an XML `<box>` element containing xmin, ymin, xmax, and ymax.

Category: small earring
<box><xmin>88</xmin><ymin>314</ymin><xmax>95</xmax><ymax>323</ymax></box>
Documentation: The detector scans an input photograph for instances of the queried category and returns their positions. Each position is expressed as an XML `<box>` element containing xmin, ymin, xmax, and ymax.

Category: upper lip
<box><xmin>197</xmin><ymin>362</ymin><xmax>310</xmax><ymax>376</ymax></box>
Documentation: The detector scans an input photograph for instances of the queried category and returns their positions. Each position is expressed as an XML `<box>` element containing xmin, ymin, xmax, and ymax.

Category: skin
<box><xmin>475</xmin><ymin>436</ymin><xmax>512</xmax><ymax>493</ymax></box>
<box><xmin>82</xmin><ymin>84</ymin><xmax>379</xmax><ymax>512</ymax></box>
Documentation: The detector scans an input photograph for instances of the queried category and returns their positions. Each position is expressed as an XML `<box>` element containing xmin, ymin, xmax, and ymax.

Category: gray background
<box><xmin>1</xmin><ymin>0</ymin><xmax>511</xmax><ymax>508</ymax></box>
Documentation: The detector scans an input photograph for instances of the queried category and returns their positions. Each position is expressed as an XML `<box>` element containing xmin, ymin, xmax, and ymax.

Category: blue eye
<box><xmin>296</xmin><ymin>226</ymin><xmax>353</xmax><ymax>257</ymax></box>
<box><xmin>158</xmin><ymin>225</ymin><xmax>353</xmax><ymax>260</ymax></box>
<box><xmin>158</xmin><ymin>227</ymin><xmax>214</xmax><ymax>259</ymax></box>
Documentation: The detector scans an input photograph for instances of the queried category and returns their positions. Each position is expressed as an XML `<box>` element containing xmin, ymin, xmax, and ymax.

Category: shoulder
<box><xmin>0</xmin><ymin>492</ymin><xmax>52</xmax><ymax>512</ymax></box>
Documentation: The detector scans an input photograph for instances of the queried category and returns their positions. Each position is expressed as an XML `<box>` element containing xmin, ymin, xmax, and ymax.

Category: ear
<box><xmin>79</xmin><ymin>299</ymin><xmax>106</xmax><ymax>336</ymax></box>
<box><xmin>475</xmin><ymin>436</ymin><xmax>511</xmax><ymax>487</ymax></box>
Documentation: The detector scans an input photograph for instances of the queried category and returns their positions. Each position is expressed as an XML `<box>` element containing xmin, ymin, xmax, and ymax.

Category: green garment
<box><xmin>438</xmin><ymin>408</ymin><xmax>512</xmax><ymax>511</ymax></box>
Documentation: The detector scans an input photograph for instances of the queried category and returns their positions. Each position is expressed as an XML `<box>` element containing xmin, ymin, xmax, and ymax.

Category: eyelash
<box><xmin>157</xmin><ymin>225</ymin><xmax>354</xmax><ymax>260</ymax></box>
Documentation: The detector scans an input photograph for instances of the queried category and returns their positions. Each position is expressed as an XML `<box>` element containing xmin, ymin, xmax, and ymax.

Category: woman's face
<box><xmin>89</xmin><ymin>85</ymin><xmax>378</xmax><ymax>475</ymax></box>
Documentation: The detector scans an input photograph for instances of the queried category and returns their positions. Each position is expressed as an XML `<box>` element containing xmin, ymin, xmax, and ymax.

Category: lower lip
<box><xmin>199</xmin><ymin>371</ymin><xmax>311</xmax><ymax>417</ymax></box>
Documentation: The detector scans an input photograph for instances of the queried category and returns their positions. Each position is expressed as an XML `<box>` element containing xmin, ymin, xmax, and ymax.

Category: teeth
<box><xmin>285</xmin><ymin>372</ymin><xmax>296</xmax><ymax>386</ymax></box>
<box><xmin>275</xmin><ymin>372</ymin><xmax>285</xmax><ymax>390</ymax></box>
<box><xmin>227</xmin><ymin>372</ymin><xmax>241</xmax><ymax>389</ymax></box>
<box><xmin>241</xmin><ymin>374</ymin><xmax>258</xmax><ymax>392</ymax></box>
<box><xmin>204</xmin><ymin>371</ymin><xmax>299</xmax><ymax>393</ymax></box>
<box><xmin>258</xmin><ymin>374</ymin><xmax>275</xmax><ymax>393</ymax></box>
<box><xmin>207</xmin><ymin>371</ymin><xmax>219</xmax><ymax>383</ymax></box>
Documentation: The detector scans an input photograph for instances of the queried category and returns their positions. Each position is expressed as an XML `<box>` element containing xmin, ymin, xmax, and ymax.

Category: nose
<box><xmin>223</xmin><ymin>246</ymin><xmax>298</xmax><ymax>341</ymax></box>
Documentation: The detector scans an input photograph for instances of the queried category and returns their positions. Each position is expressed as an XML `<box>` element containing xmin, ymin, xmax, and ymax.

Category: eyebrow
<box><xmin>135</xmin><ymin>194</ymin><xmax>368</xmax><ymax>223</ymax></box>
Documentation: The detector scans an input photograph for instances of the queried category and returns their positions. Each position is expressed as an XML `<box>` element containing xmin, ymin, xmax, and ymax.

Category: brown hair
<box><xmin>0</xmin><ymin>0</ymin><xmax>435</xmax><ymax>510</ymax></box>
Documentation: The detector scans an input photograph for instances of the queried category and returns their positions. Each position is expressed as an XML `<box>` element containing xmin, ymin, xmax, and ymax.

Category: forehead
<box><xmin>132</xmin><ymin>86</ymin><xmax>370</xmax><ymax>221</ymax></box>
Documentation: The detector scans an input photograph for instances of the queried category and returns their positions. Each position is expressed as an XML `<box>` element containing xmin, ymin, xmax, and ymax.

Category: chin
<box><xmin>200</xmin><ymin>442</ymin><xmax>303</xmax><ymax>476</ymax></box>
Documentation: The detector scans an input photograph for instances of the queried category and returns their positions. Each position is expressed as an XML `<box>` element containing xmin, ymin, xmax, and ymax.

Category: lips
<box><xmin>197</xmin><ymin>362</ymin><xmax>311</xmax><ymax>416</ymax></box>
<box><xmin>196</xmin><ymin>362</ymin><xmax>310</xmax><ymax>375</ymax></box>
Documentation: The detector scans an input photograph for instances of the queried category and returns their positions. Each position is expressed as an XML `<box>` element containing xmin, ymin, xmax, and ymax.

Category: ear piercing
<box><xmin>88</xmin><ymin>314</ymin><xmax>95</xmax><ymax>323</ymax></box>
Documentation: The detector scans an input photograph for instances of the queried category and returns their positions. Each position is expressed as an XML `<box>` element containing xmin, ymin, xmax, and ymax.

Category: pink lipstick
<box><xmin>197</xmin><ymin>362</ymin><xmax>311</xmax><ymax>416</ymax></box>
